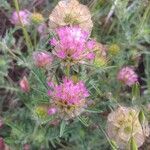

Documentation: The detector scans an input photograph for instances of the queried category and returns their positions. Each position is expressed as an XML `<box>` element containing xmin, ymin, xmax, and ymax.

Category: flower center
<box><xmin>64</xmin><ymin>14</ymin><xmax>79</xmax><ymax>25</ymax></box>
<box><xmin>124</xmin><ymin>126</ymin><xmax>132</xmax><ymax>134</ymax></box>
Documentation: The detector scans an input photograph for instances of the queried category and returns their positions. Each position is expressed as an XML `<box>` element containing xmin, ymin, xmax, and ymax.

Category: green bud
<box><xmin>129</xmin><ymin>137</ymin><xmax>138</xmax><ymax>150</ymax></box>
<box><xmin>108</xmin><ymin>44</ymin><xmax>120</xmax><ymax>55</ymax></box>
<box><xmin>138</xmin><ymin>110</ymin><xmax>145</xmax><ymax>125</ymax></box>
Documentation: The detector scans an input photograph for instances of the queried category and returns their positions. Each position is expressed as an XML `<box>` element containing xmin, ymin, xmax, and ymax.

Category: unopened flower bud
<box><xmin>71</xmin><ymin>75</ymin><xmax>79</xmax><ymax>83</ymax></box>
<box><xmin>129</xmin><ymin>137</ymin><xmax>138</xmax><ymax>150</ymax></box>
<box><xmin>31</xmin><ymin>13</ymin><xmax>44</xmax><ymax>24</ymax></box>
<box><xmin>0</xmin><ymin>137</ymin><xmax>5</xmax><ymax>150</ymax></box>
<box><xmin>48</xmin><ymin>107</ymin><xmax>57</xmax><ymax>115</ymax></box>
<box><xmin>35</xmin><ymin>105</ymin><xmax>48</xmax><ymax>119</ymax></box>
<box><xmin>108</xmin><ymin>44</ymin><xmax>120</xmax><ymax>55</ymax></box>
<box><xmin>23</xmin><ymin>144</ymin><xmax>30</xmax><ymax>150</ymax></box>
<box><xmin>33</xmin><ymin>51</ymin><xmax>53</xmax><ymax>68</ymax></box>
<box><xmin>138</xmin><ymin>110</ymin><xmax>145</xmax><ymax>125</ymax></box>
<box><xmin>94</xmin><ymin>56</ymin><xmax>107</xmax><ymax>67</ymax></box>
<box><xmin>19</xmin><ymin>76</ymin><xmax>30</xmax><ymax>92</ymax></box>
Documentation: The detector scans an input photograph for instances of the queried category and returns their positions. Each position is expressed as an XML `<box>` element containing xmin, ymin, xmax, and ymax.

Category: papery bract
<box><xmin>107</xmin><ymin>106</ymin><xmax>149</xmax><ymax>149</ymax></box>
<box><xmin>49</xmin><ymin>0</ymin><xmax>93</xmax><ymax>33</ymax></box>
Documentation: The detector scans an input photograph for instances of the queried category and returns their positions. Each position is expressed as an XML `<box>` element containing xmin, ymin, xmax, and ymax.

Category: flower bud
<box><xmin>71</xmin><ymin>75</ymin><xmax>79</xmax><ymax>83</ymax></box>
<box><xmin>108</xmin><ymin>44</ymin><xmax>120</xmax><ymax>55</ymax></box>
<box><xmin>23</xmin><ymin>144</ymin><xmax>30</xmax><ymax>150</ymax></box>
<box><xmin>0</xmin><ymin>137</ymin><xmax>5</xmax><ymax>150</ymax></box>
<box><xmin>138</xmin><ymin>110</ymin><xmax>145</xmax><ymax>125</ymax></box>
<box><xmin>19</xmin><ymin>76</ymin><xmax>30</xmax><ymax>92</ymax></box>
<box><xmin>31</xmin><ymin>13</ymin><xmax>44</xmax><ymax>25</ymax></box>
<box><xmin>94</xmin><ymin>56</ymin><xmax>107</xmax><ymax>67</ymax></box>
<box><xmin>10</xmin><ymin>10</ymin><xmax>30</xmax><ymax>26</ymax></box>
<box><xmin>48</xmin><ymin>107</ymin><xmax>57</xmax><ymax>115</ymax></box>
<box><xmin>35</xmin><ymin>105</ymin><xmax>48</xmax><ymax>119</ymax></box>
<box><xmin>129</xmin><ymin>137</ymin><xmax>138</xmax><ymax>150</ymax></box>
<box><xmin>33</xmin><ymin>51</ymin><xmax>53</xmax><ymax>68</ymax></box>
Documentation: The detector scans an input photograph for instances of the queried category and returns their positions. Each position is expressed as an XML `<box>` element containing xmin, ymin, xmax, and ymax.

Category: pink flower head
<box><xmin>48</xmin><ymin>78</ymin><xmax>89</xmax><ymax>119</ymax></box>
<box><xmin>33</xmin><ymin>51</ymin><xmax>53</xmax><ymax>68</ymax></box>
<box><xmin>19</xmin><ymin>76</ymin><xmax>30</xmax><ymax>92</ymax></box>
<box><xmin>50</xmin><ymin>26</ymin><xmax>95</xmax><ymax>64</ymax></box>
<box><xmin>11</xmin><ymin>10</ymin><xmax>30</xmax><ymax>26</ymax></box>
<box><xmin>117</xmin><ymin>67</ymin><xmax>138</xmax><ymax>86</ymax></box>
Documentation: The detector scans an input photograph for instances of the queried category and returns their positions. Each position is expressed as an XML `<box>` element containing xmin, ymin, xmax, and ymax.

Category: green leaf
<box><xmin>110</xmin><ymin>140</ymin><xmax>118</xmax><ymax>150</ymax></box>
<box><xmin>77</xmin><ymin>116</ymin><xmax>90</xmax><ymax>127</ymax></box>
<box><xmin>59</xmin><ymin>120</ymin><xmax>66</xmax><ymax>137</ymax></box>
<box><xmin>85</xmin><ymin>109</ymin><xmax>102</xmax><ymax>113</ymax></box>
<box><xmin>0</xmin><ymin>0</ymin><xmax>11</xmax><ymax>10</ymax></box>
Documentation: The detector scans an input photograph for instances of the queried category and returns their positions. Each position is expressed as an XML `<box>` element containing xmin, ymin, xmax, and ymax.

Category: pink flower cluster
<box><xmin>10</xmin><ymin>10</ymin><xmax>30</xmax><ymax>26</ymax></box>
<box><xmin>48</xmin><ymin>78</ymin><xmax>89</xmax><ymax>105</ymax></box>
<box><xmin>50</xmin><ymin>26</ymin><xmax>95</xmax><ymax>63</ymax></box>
<box><xmin>117</xmin><ymin>67</ymin><xmax>138</xmax><ymax>86</ymax></box>
<box><xmin>47</xmin><ymin>78</ymin><xmax>89</xmax><ymax>118</ymax></box>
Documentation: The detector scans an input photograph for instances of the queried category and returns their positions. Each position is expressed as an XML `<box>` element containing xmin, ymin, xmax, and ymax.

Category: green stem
<box><xmin>13</xmin><ymin>0</ymin><xmax>33</xmax><ymax>50</ymax></box>
<box><xmin>32</xmin><ymin>123</ymin><xmax>39</xmax><ymax>138</ymax></box>
<box><xmin>66</xmin><ymin>63</ymin><xmax>70</xmax><ymax>77</ymax></box>
<box><xmin>97</xmin><ymin>123</ymin><xmax>117</xmax><ymax>150</ymax></box>
<box><xmin>33</xmin><ymin>28</ymin><xmax>37</xmax><ymax>49</ymax></box>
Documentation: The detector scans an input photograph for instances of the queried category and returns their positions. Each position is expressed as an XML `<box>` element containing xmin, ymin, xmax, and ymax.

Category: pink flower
<box><xmin>32</xmin><ymin>51</ymin><xmax>53</xmax><ymax>68</ymax></box>
<box><xmin>117</xmin><ymin>67</ymin><xmax>138</xmax><ymax>86</ymax></box>
<box><xmin>48</xmin><ymin>78</ymin><xmax>89</xmax><ymax>119</ymax></box>
<box><xmin>50</xmin><ymin>26</ymin><xmax>95</xmax><ymax>64</ymax></box>
<box><xmin>11</xmin><ymin>10</ymin><xmax>30</xmax><ymax>26</ymax></box>
<box><xmin>19</xmin><ymin>76</ymin><xmax>30</xmax><ymax>92</ymax></box>
<box><xmin>47</xmin><ymin>107</ymin><xmax>57</xmax><ymax>115</ymax></box>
